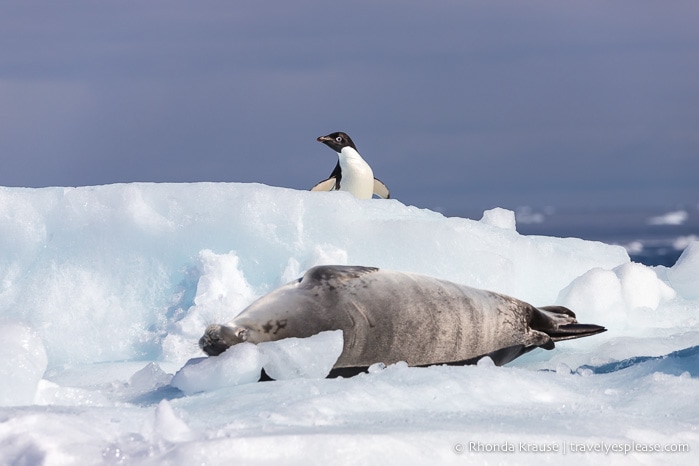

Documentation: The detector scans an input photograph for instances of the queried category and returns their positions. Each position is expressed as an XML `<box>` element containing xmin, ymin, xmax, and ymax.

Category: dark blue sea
<box><xmin>460</xmin><ymin>206</ymin><xmax>698</xmax><ymax>268</ymax></box>
<box><xmin>516</xmin><ymin>206</ymin><xmax>698</xmax><ymax>267</ymax></box>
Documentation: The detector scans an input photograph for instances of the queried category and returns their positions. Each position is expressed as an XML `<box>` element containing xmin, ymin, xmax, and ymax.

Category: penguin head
<box><xmin>317</xmin><ymin>132</ymin><xmax>357</xmax><ymax>153</ymax></box>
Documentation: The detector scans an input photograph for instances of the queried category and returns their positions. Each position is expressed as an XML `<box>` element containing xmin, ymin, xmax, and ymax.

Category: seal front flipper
<box><xmin>373</xmin><ymin>178</ymin><xmax>390</xmax><ymax>199</ymax></box>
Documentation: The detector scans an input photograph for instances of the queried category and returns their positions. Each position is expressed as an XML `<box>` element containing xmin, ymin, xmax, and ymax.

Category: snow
<box><xmin>0</xmin><ymin>323</ymin><xmax>47</xmax><ymax>406</ymax></box>
<box><xmin>0</xmin><ymin>182</ymin><xmax>697</xmax><ymax>465</ymax></box>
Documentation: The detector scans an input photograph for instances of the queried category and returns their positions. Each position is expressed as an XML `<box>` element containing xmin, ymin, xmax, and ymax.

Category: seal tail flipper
<box><xmin>372</xmin><ymin>178</ymin><xmax>390</xmax><ymax>199</ymax></box>
<box><xmin>546</xmin><ymin>323</ymin><xmax>607</xmax><ymax>342</ymax></box>
<box><xmin>531</xmin><ymin>305</ymin><xmax>606</xmax><ymax>343</ymax></box>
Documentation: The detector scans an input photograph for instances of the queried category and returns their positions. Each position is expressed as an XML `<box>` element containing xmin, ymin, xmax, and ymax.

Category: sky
<box><xmin>1</xmin><ymin>0</ymin><xmax>698</xmax><ymax>215</ymax></box>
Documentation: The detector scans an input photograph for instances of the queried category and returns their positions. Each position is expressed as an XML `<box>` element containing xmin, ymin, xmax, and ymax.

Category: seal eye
<box><xmin>335</xmin><ymin>136</ymin><xmax>343</xmax><ymax>143</ymax></box>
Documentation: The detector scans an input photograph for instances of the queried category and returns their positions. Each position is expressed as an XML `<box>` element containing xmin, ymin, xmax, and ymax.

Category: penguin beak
<box><xmin>317</xmin><ymin>136</ymin><xmax>330</xmax><ymax>143</ymax></box>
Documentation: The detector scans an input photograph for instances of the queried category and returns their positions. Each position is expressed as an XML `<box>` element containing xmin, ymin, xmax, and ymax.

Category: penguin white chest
<box><xmin>338</xmin><ymin>147</ymin><xmax>375</xmax><ymax>199</ymax></box>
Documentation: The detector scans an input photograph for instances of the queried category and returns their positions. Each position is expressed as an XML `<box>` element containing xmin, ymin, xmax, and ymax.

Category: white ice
<box><xmin>0</xmin><ymin>183</ymin><xmax>697</xmax><ymax>465</ymax></box>
<box><xmin>171</xmin><ymin>330</ymin><xmax>343</xmax><ymax>395</ymax></box>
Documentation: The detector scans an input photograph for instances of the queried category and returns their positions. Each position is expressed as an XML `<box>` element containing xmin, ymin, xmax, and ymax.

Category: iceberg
<box><xmin>0</xmin><ymin>182</ymin><xmax>697</xmax><ymax>464</ymax></box>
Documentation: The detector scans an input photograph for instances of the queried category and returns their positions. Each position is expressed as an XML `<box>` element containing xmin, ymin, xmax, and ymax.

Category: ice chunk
<box><xmin>476</xmin><ymin>356</ymin><xmax>496</xmax><ymax>367</ymax></box>
<box><xmin>667</xmin><ymin>241</ymin><xmax>699</xmax><ymax>299</ymax></box>
<box><xmin>480</xmin><ymin>207</ymin><xmax>517</xmax><ymax>230</ymax></box>
<box><xmin>368</xmin><ymin>362</ymin><xmax>386</xmax><ymax>373</ymax></box>
<box><xmin>558</xmin><ymin>261</ymin><xmax>675</xmax><ymax>331</ymax></box>
<box><xmin>129</xmin><ymin>362</ymin><xmax>173</xmax><ymax>392</ymax></box>
<box><xmin>0</xmin><ymin>323</ymin><xmax>47</xmax><ymax>406</ymax></box>
<box><xmin>258</xmin><ymin>330</ymin><xmax>344</xmax><ymax>380</ymax></box>
<box><xmin>557</xmin><ymin>268</ymin><xmax>626</xmax><ymax>327</ymax></box>
<box><xmin>171</xmin><ymin>331</ymin><xmax>344</xmax><ymax>393</ymax></box>
<box><xmin>616</xmin><ymin>262</ymin><xmax>676</xmax><ymax>310</ymax></box>
<box><xmin>142</xmin><ymin>400</ymin><xmax>195</xmax><ymax>443</ymax></box>
<box><xmin>170</xmin><ymin>343</ymin><xmax>263</xmax><ymax>395</ymax></box>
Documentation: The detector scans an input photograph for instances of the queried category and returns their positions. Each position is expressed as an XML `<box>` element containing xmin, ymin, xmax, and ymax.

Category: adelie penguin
<box><xmin>311</xmin><ymin>132</ymin><xmax>391</xmax><ymax>199</ymax></box>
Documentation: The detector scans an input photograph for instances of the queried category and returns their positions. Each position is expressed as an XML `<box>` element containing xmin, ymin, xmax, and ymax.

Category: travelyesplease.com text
<box><xmin>453</xmin><ymin>440</ymin><xmax>690</xmax><ymax>455</ymax></box>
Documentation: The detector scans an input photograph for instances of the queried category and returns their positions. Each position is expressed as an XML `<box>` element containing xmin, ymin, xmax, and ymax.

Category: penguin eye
<box><xmin>335</xmin><ymin>136</ymin><xmax>343</xmax><ymax>143</ymax></box>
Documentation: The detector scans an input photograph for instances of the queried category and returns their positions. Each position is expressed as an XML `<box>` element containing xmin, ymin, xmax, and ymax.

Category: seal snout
<box><xmin>199</xmin><ymin>324</ymin><xmax>250</xmax><ymax>356</ymax></box>
<box><xmin>199</xmin><ymin>324</ymin><xmax>228</xmax><ymax>357</ymax></box>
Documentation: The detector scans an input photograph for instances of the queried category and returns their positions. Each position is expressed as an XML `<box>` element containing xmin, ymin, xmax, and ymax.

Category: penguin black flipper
<box><xmin>310</xmin><ymin>161</ymin><xmax>342</xmax><ymax>192</ymax></box>
<box><xmin>310</xmin><ymin>178</ymin><xmax>337</xmax><ymax>192</ymax></box>
<box><xmin>373</xmin><ymin>178</ymin><xmax>390</xmax><ymax>199</ymax></box>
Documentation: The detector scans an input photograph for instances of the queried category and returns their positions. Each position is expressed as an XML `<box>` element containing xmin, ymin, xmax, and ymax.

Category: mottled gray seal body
<box><xmin>199</xmin><ymin>266</ymin><xmax>605</xmax><ymax>372</ymax></box>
